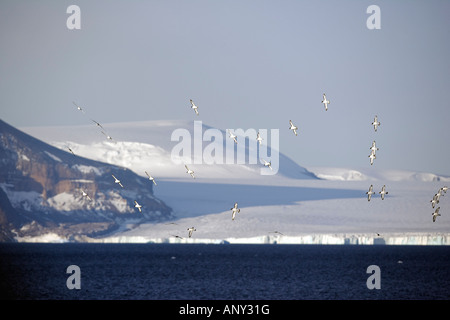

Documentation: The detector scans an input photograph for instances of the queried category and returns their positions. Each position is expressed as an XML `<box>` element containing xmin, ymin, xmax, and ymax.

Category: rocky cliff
<box><xmin>0</xmin><ymin>119</ymin><xmax>173</xmax><ymax>241</ymax></box>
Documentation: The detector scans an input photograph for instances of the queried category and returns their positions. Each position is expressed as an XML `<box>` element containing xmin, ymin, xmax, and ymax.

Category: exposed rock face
<box><xmin>0</xmin><ymin>119</ymin><xmax>173</xmax><ymax>241</ymax></box>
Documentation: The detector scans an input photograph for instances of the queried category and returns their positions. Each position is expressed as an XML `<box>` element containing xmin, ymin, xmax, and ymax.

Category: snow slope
<box><xmin>308</xmin><ymin>167</ymin><xmax>450</xmax><ymax>182</ymax></box>
<box><xmin>20</xmin><ymin>121</ymin><xmax>450</xmax><ymax>244</ymax></box>
<box><xmin>21</xmin><ymin>120</ymin><xmax>317</xmax><ymax>180</ymax></box>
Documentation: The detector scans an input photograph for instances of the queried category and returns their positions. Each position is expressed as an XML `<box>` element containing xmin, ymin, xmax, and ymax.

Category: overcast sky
<box><xmin>1</xmin><ymin>0</ymin><xmax>449</xmax><ymax>175</ymax></box>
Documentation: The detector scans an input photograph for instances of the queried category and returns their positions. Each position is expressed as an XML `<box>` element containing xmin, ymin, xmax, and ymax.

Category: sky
<box><xmin>1</xmin><ymin>0</ymin><xmax>449</xmax><ymax>176</ymax></box>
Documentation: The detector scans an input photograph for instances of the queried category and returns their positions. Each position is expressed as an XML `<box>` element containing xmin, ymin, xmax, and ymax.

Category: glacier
<box><xmin>17</xmin><ymin>121</ymin><xmax>450</xmax><ymax>245</ymax></box>
<box><xmin>25</xmin><ymin>232</ymin><xmax>446</xmax><ymax>245</ymax></box>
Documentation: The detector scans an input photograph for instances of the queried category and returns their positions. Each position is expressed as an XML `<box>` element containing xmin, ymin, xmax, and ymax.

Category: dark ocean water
<box><xmin>0</xmin><ymin>243</ymin><xmax>449</xmax><ymax>300</ymax></box>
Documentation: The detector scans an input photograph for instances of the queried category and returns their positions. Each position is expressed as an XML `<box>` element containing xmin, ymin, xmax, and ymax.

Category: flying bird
<box><xmin>228</xmin><ymin>130</ymin><xmax>238</xmax><ymax>144</ymax></box>
<box><xmin>369</xmin><ymin>141</ymin><xmax>379</xmax><ymax>155</ymax></box>
<box><xmin>379</xmin><ymin>185</ymin><xmax>388</xmax><ymax>200</ymax></box>
<box><xmin>230</xmin><ymin>202</ymin><xmax>240</xmax><ymax>220</ymax></box>
<box><xmin>187</xmin><ymin>227</ymin><xmax>196</xmax><ymax>238</ymax></box>
<box><xmin>435</xmin><ymin>189</ymin><xmax>443</xmax><ymax>202</ymax></box>
<box><xmin>430</xmin><ymin>194</ymin><xmax>439</xmax><ymax>209</ymax></box>
<box><xmin>81</xmin><ymin>189</ymin><xmax>92</xmax><ymax>201</ymax></box>
<box><xmin>372</xmin><ymin>115</ymin><xmax>381</xmax><ymax>132</ymax></box>
<box><xmin>172</xmin><ymin>235</ymin><xmax>184</xmax><ymax>240</ymax></box>
<box><xmin>366</xmin><ymin>184</ymin><xmax>375</xmax><ymax>201</ymax></box>
<box><xmin>289</xmin><ymin>120</ymin><xmax>298</xmax><ymax>136</ymax></box>
<box><xmin>185</xmin><ymin>165</ymin><xmax>195</xmax><ymax>179</ymax></box>
<box><xmin>145</xmin><ymin>171</ymin><xmax>157</xmax><ymax>185</ymax></box>
<box><xmin>72</xmin><ymin>101</ymin><xmax>85</xmax><ymax>114</ymax></box>
<box><xmin>112</xmin><ymin>174</ymin><xmax>124</xmax><ymax>188</ymax></box>
<box><xmin>321</xmin><ymin>93</ymin><xmax>330</xmax><ymax>111</ymax></box>
<box><xmin>91</xmin><ymin>119</ymin><xmax>104</xmax><ymax>130</ymax></box>
<box><xmin>256</xmin><ymin>132</ymin><xmax>263</xmax><ymax>145</ymax></box>
<box><xmin>368</xmin><ymin>151</ymin><xmax>376</xmax><ymax>165</ymax></box>
<box><xmin>190</xmin><ymin>99</ymin><xmax>199</xmax><ymax>116</ymax></box>
<box><xmin>269</xmin><ymin>231</ymin><xmax>285</xmax><ymax>236</ymax></box>
<box><xmin>101</xmin><ymin>131</ymin><xmax>114</xmax><ymax>141</ymax></box>
<box><xmin>134</xmin><ymin>200</ymin><xmax>142</xmax><ymax>213</ymax></box>
<box><xmin>66</xmin><ymin>146</ymin><xmax>75</xmax><ymax>156</ymax></box>
<box><xmin>432</xmin><ymin>207</ymin><xmax>441</xmax><ymax>222</ymax></box>
<box><xmin>261</xmin><ymin>159</ymin><xmax>272</xmax><ymax>170</ymax></box>
<box><xmin>442</xmin><ymin>186</ymin><xmax>448</xmax><ymax>194</ymax></box>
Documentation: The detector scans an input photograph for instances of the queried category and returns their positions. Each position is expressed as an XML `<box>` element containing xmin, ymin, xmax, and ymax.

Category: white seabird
<box><xmin>91</xmin><ymin>119</ymin><xmax>104</xmax><ymax>130</ymax></box>
<box><xmin>81</xmin><ymin>189</ymin><xmax>92</xmax><ymax>201</ymax></box>
<box><xmin>366</xmin><ymin>184</ymin><xmax>375</xmax><ymax>201</ymax></box>
<box><xmin>145</xmin><ymin>171</ymin><xmax>157</xmax><ymax>185</ymax></box>
<box><xmin>185</xmin><ymin>165</ymin><xmax>195</xmax><ymax>179</ymax></box>
<box><xmin>256</xmin><ymin>132</ymin><xmax>263</xmax><ymax>145</ymax></box>
<box><xmin>66</xmin><ymin>146</ymin><xmax>75</xmax><ymax>156</ymax></box>
<box><xmin>228</xmin><ymin>129</ymin><xmax>238</xmax><ymax>144</ymax></box>
<box><xmin>432</xmin><ymin>207</ymin><xmax>441</xmax><ymax>222</ymax></box>
<box><xmin>261</xmin><ymin>158</ymin><xmax>272</xmax><ymax>170</ymax></box>
<box><xmin>101</xmin><ymin>131</ymin><xmax>114</xmax><ymax>141</ymax></box>
<box><xmin>289</xmin><ymin>120</ymin><xmax>298</xmax><ymax>136</ymax></box>
<box><xmin>372</xmin><ymin>115</ymin><xmax>380</xmax><ymax>132</ymax></box>
<box><xmin>112</xmin><ymin>174</ymin><xmax>124</xmax><ymax>188</ymax></box>
<box><xmin>435</xmin><ymin>189</ymin><xmax>443</xmax><ymax>202</ymax></box>
<box><xmin>269</xmin><ymin>231</ymin><xmax>284</xmax><ymax>236</ymax></box>
<box><xmin>430</xmin><ymin>194</ymin><xmax>439</xmax><ymax>209</ymax></box>
<box><xmin>230</xmin><ymin>202</ymin><xmax>240</xmax><ymax>220</ymax></box>
<box><xmin>190</xmin><ymin>99</ymin><xmax>199</xmax><ymax>116</ymax></box>
<box><xmin>321</xmin><ymin>93</ymin><xmax>330</xmax><ymax>111</ymax></box>
<box><xmin>370</xmin><ymin>141</ymin><xmax>379</xmax><ymax>155</ymax></box>
<box><xmin>187</xmin><ymin>227</ymin><xmax>196</xmax><ymax>238</ymax></box>
<box><xmin>368</xmin><ymin>150</ymin><xmax>376</xmax><ymax>165</ymax></box>
<box><xmin>379</xmin><ymin>185</ymin><xmax>388</xmax><ymax>200</ymax></box>
<box><xmin>73</xmin><ymin>101</ymin><xmax>85</xmax><ymax>114</ymax></box>
<box><xmin>134</xmin><ymin>200</ymin><xmax>142</xmax><ymax>213</ymax></box>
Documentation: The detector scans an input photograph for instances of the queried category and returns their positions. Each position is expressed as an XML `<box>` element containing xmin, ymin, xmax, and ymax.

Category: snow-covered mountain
<box><xmin>307</xmin><ymin>167</ymin><xmax>450</xmax><ymax>182</ymax></box>
<box><xmin>19</xmin><ymin>120</ymin><xmax>450</xmax><ymax>245</ymax></box>
<box><xmin>0</xmin><ymin>119</ymin><xmax>173</xmax><ymax>242</ymax></box>
<box><xmin>21</xmin><ymin>120</ymin><xmax>450</xmax><ymax>183</ymax></box>
<box><xmin>21</xmin><ymin>120</ymin><xmax>318</xmax><ymax>181</ymax></box>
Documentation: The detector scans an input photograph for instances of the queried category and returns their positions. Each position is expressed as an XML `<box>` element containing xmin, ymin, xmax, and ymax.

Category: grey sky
<box><xmin>1</xmin><ymin>0</ymin><xmax>449</xmax><ymax>175</ymax></box>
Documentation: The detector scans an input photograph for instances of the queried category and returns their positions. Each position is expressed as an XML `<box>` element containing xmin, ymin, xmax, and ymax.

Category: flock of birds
<box><xmin>70</xmin><ymin>101</ymin><xmax>158</xmax><ymax>215</ymax></box>
<box><xmin>430</xmin><ymin>186</ymin><xmax>448</xmax><ymax>222</ymax></box>
<box><xmin>365</xmin><ymin>115</ymin><xmax>386</xmax><ymax>202</ymax></box>
<box><xmin>68</xmin><ymin>93</ymin><xmax>444</xmax><ymax>240</ymax></box>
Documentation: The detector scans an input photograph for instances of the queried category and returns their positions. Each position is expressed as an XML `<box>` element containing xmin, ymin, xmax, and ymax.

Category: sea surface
<box><xmin>0</xmin><ymin>243</ymin><xmax>449</xmax><ymax>300</ymax></box>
